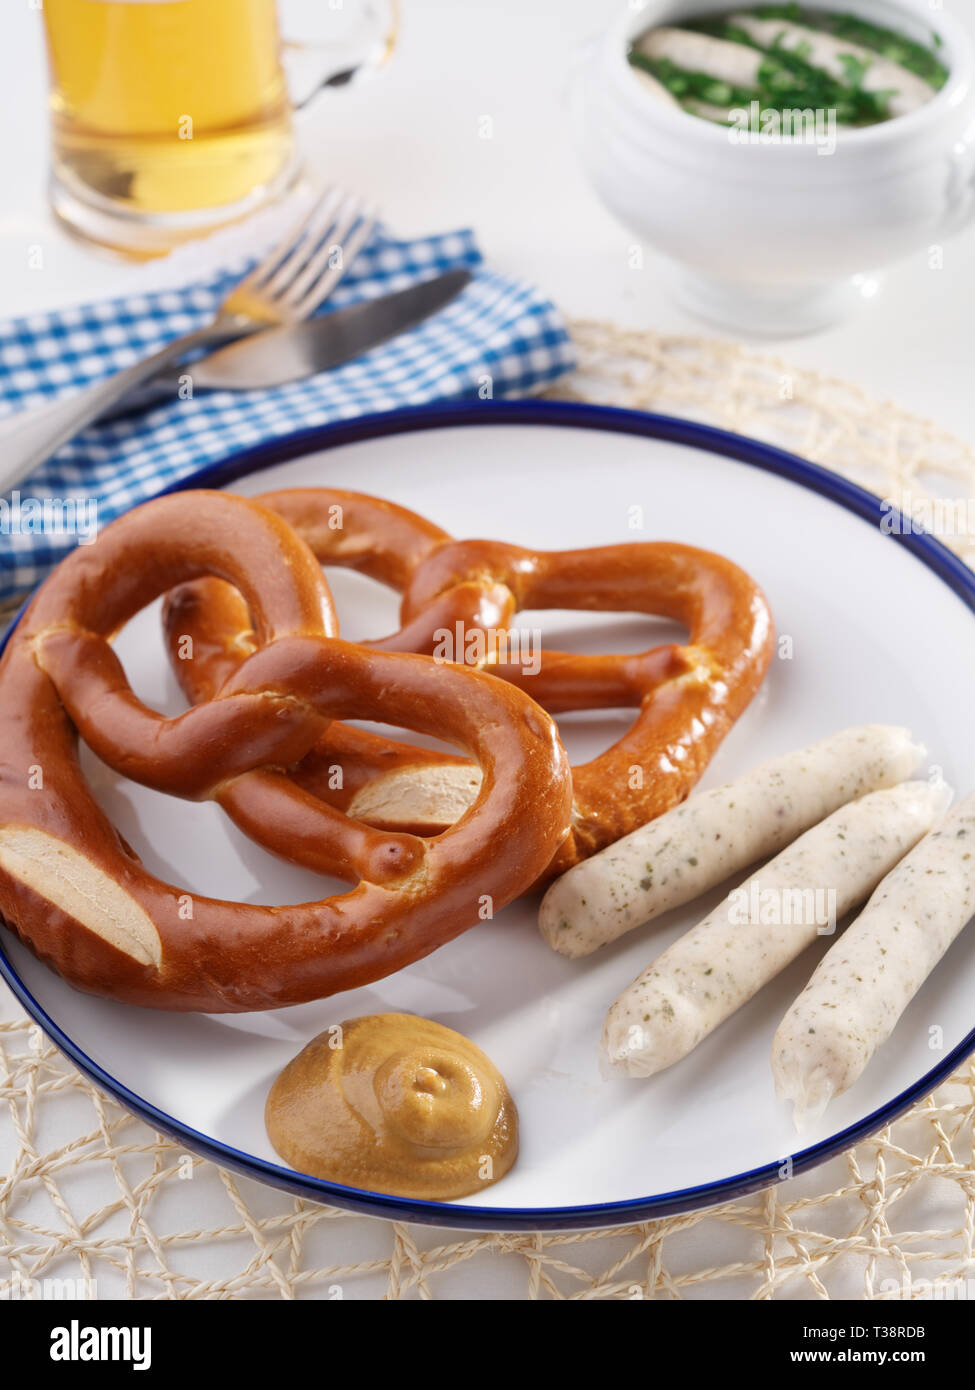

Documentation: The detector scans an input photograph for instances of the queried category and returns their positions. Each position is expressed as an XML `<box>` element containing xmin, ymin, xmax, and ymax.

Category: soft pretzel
<box><xmin>163</xmin><ymin>489</ymin><xmax>774</xmax><ymax>881</ymax></box>
<box><xmin>0</xmin><ymin>491</ymin><xmax>572</xmax><ymax>1011</ymax></box>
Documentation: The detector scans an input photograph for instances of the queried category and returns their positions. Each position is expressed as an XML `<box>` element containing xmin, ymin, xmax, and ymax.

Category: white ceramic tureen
<box><xmin>573</xmin><ymin>0</ymin><xmax>975</xmax><ymax>334</ymax></box>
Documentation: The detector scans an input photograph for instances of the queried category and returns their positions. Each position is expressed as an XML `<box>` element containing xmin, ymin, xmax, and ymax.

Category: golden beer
<box><xmin>43</xmin><ymin>0</ymin><xmax>296</xmax><ymax>249</ymax></box>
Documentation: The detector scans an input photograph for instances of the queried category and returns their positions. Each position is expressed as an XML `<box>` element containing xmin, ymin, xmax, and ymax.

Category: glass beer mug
<box><xmin>41</xmin><ymin>0</ymin><xmax>397</xmax><ymax>256</ymax></box>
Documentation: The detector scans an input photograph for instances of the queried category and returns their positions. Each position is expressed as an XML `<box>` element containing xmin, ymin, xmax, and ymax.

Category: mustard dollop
<box><xmin>265</xmin><ymin>1013</ymin><xmax>518</xmax><ymax>1200</ymax></box>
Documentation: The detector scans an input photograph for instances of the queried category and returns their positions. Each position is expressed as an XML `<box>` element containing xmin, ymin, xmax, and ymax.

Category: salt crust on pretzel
<box><xmin>163</xmin><ymin>489</ymin><xmax>775</xmax><ymax>882</ymax></box>
<box><xmin>0</xmin><ymin>491</ymin><xmax>572</xmax><ymax>1011</ymax></box>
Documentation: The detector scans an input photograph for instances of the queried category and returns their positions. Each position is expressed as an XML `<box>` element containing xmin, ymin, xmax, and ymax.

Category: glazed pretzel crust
<box><xmin>0</xmin><ymin>491</ymin><xmax>572</xmax><ymax>1011</ymax></box>
<box><xmin>163</xmin><ymin>489</ymin><xmax>774</xmax><ymax>881</ymax></box>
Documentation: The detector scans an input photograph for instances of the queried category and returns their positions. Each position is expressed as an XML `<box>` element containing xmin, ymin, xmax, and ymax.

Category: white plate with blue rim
<box><xmin>2</xmin><ymin>400</ymin><xmax>975</xmax><ymax>1231</ymax></box>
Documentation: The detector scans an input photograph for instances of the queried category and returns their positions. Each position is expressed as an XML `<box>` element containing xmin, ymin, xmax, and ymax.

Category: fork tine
<box><xmin>285</xmin><ymin>202</ymin><xmax>379</xmax><ymax>320</ymax></box>
<box><xmin>234</xmin><ymin>186</ymin><xmax>345</xmax><ymax>298</ymax></box>
<box><xmin>255</xmin><ymin>186</ymin><xmax>350</xmax><ymax>299</ymax></box>
<box><xmin>270</xmin><ymin>191</ymin><xmax>363</xmax><ymax>307</ymax></box>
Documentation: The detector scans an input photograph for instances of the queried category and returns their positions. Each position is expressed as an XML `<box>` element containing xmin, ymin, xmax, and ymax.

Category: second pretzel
<box><xmin>162</xmin><ymin>488</ymin><xmax>775</xmax><ymax>883</ymax></box>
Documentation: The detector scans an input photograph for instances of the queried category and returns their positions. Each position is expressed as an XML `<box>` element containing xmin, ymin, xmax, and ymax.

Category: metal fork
<box><xmin>0</xmin><ymin>186</ymin><xmax>379</xmax><ymax>494</ymax></box>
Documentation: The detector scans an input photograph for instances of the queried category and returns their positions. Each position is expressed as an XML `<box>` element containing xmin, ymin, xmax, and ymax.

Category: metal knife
<box><xmin>108</xmin><ymin>268</ymin><xmax>473</xmax><ymax>414</ymax></box>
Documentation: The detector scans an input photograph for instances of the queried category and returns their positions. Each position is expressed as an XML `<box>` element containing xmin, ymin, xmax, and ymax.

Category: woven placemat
<box><xmin>2</xmin><ymin>323</ymin><xmax>974</xmax><ymax>1301</ymax></box>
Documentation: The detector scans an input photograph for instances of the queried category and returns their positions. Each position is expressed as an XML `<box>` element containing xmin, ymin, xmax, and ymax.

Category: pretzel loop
<box><xmin>401</xmin><ymin>538</ymin><xmax>773</xmax><ymax>870</ymax></box>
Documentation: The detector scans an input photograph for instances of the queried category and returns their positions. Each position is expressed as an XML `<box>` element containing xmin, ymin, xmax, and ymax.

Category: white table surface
<box><xmin>2</xmin><ymin>0</ymin><xmax>974</xmax><ymax>1301</ymax></box>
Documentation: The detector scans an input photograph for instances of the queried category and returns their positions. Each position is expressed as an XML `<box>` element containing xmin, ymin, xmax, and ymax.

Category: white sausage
<box><xmin>728</xmin><ymin>15</ymin><xmax>936</xmax><ymax>117</ymax></box>
<box><xmin>540</xmin><ymin>726</ymin><xmax>925</xmax><ymax>959</ymax></box>
<box><xmin>601</xmin><ymin>780</ymin><xmax>952</xmax><ymax>1079</ymax></box>
<box><xmin>633</xmin><ymin>28</ymin><xmax>764</xmax><ymax>88</ymax></box>
<box><xmin>772</xmin><ymin>792</ymin><xmax>975</xmax><ymax>1129</ymax></box>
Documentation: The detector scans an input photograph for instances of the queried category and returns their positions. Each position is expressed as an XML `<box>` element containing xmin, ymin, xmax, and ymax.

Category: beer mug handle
<box><xmin>279</xmin><ymin>0</ymin><xmax>400</xmax><ymax>108</ymax></box>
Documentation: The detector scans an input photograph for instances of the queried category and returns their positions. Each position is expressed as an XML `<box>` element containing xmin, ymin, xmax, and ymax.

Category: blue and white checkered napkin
<box><xmin>0</xmin><ymin>225</ymin><xmax>574</xmax><ymax>603</ymax></box>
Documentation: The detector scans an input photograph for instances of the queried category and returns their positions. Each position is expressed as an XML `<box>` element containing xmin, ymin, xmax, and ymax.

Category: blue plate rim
<box><xmin>2</xmin><ymin>397</ymin><xmax>974</xmax><ymax>1233</ymax></box>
